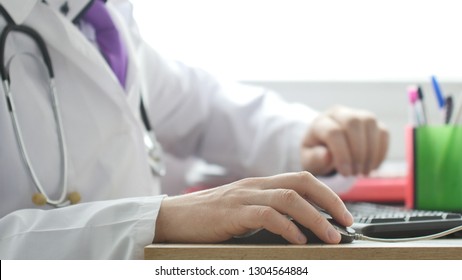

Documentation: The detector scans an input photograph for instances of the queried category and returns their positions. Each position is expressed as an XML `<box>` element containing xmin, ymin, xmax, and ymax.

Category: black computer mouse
<box><xmin>224</xmin><ymin>219</ymin><xmax>356</xmax><ymax>244</ymax></box>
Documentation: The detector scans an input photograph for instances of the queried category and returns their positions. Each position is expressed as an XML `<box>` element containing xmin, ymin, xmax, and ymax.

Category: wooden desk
<box><xmin>145</xmin><ymin>239</ymin><xmax>462</xmax><ymax>260</ymax></box>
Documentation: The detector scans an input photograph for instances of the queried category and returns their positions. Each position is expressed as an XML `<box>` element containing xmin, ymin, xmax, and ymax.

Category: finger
<box><xmin>238</xmin><ymin>188</ymin><xmax>342</xmax><ymax>244</ymax></box>
<box><xmin>300</xmin><ymin>145</ymin><xmax>335</xmax><ymax>175</ymax></box>
<box><xmin>372</xmin><ymin>124</ymin><xmax>389</xmax><ymax>170</ymax></box>
<box><xmin>309</xmin><ymin>117</ymin><xmax>353</xmax><ymax>176</ymax></box>
<box><xmin>329</xmin><ymin>111</ymin><xmax>368</xmax><ymax>175</ymax></box>
<box><xmin>364</xmin><ymin>116</ymin><xmax>380</xmax><ymax>175</ymax></box>
<box><xmin>256</xmin><ymin>172</ymin><xmax>353</xmax><ymax>227</ymax></box>
<box><xmin>247</xmin><ymin>188</ymin><xmax>342</xmax><ymax>243</ymax></box>
<box><xmin>238</xmin><ymin>205</ymin><xmax>308</xmax><ymax>244</ymax></box>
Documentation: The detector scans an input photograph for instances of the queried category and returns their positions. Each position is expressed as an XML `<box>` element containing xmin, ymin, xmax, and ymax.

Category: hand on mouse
<box><xmin>300</xmin><ymin>105</ymin><xmax>389</xmax><ymax>177</ymax></box>
<box><xmin>153</xmin><ymin>172</ymin><xmax>354</xmax><ymax>244</ymax></box>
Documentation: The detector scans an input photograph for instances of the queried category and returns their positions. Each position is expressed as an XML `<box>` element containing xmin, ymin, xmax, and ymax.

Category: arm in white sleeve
<box><xmin>139</xmin><ymin>44</ymin><xmax>318</xmax><ymax>177</ymax></box>
<box><xmin>0</xmin><ymin>195</ymin><xmax>164</xmax><ymax>259</ymax></box>
<box><xmin>198</xmin><ymin>82</ymin><xmax>318</xmax><ymax>177</ymax></box>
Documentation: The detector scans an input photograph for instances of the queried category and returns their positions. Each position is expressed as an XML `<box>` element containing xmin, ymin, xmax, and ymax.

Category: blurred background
<box><xmin>130</xmin><ymin>0</ymin><xmax>462</xmax><ymax>194</ymax></box>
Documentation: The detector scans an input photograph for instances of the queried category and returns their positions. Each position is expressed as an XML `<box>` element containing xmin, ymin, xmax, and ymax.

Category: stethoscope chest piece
<box><xmin>32</xmin><ymin>191</ymin><xmax>81</xmax><ymax>207</ymax></box>
<box><xmin>144</xmin><ymin>131</ymin><xmax>166</xmax><ymax>176</ymax></box>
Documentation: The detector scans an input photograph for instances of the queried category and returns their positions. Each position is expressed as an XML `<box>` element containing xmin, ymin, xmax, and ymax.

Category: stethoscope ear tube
<box><xmin>0</xmin><ymin>24</ymin><xmax>54</xmax><ymax>82</ymax></box>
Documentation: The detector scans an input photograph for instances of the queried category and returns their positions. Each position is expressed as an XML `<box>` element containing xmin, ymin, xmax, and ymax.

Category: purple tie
<box><xmin>82</xmin><ymin>0</ymin><xmax>128</xmax><ymax>87</ymax></box>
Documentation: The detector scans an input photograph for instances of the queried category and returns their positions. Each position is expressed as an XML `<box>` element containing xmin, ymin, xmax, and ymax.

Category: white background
<box><xmin>131</xmin><ymin>0</ymin><xmax>462</xmax><ymax>82</ymax></box>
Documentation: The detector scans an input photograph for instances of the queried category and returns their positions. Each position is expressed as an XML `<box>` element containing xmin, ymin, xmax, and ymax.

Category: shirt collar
<box><xmin>0</xmin><ymin>0</ymin><xmax>39</xmax><ymax>24</ymax></box>
<box><xmin>42</xmin><ymin>0</ymin><xmax>95</xmax><ymax>22</ymax></box>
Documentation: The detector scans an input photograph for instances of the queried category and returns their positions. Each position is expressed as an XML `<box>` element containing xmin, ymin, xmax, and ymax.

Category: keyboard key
<box><xmin>445</xmin><ymin>213</ymin><xmax>462</xmax><ymax>219</ymax></box>
<box><xmin>408</xmin><ymin>215</ymin><xmax>443</xmax><ymax>221</ymax></box>
<box><xmin>370</xmin><ymin>217</ymin><xmax>406</xmax><ymax>223</ymax></box>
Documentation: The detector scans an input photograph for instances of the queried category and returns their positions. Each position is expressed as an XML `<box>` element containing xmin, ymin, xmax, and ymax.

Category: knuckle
<box><xmin>364</xmin><ymin>115</ymin><xmax>378</xmax><ymax>129</ymax></box>
<box><xmin>312</xmin><ymin>212</ymin><xmax>325</xmax><ymax>227</ymax></box>
<box><xmin>281</xmin><ymin>219</ymin><xmax>295</xmax><ymax>235</ymax></box>
<box><xmin>255</xmin><ymin>207</ymin><xmax>274</xmax><ymax>222</ymax></box>
<box><xmin>238</xmin><ymin>177</ymin><xmax>261</xmax><ymax>187</ymax></box>
<box><xmin>326</xmin><ymin>126</ymin><xmax>343</xmax><ymax>139</ymax></box>
<box><xmin>330</xmin><ymin>194</ymin><xmax>343</xmax><ymax>206</ymax></box>
<box><xmin>295</xmin><ymin>171</ymin><xmax>315</xmax><ymax>185</ymax></box>
<box><xmin>279</xmin><ymin>189</ymin><xmax>299</xmax><ymax>205</ymax></box>
<box><xmin>345</xmin><ymin>116</ymin><xmax>360</xmax><ymax>130</ymax></box>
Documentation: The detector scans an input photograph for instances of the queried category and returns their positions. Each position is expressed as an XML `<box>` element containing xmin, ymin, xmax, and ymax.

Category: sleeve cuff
<box><xmin>133</xmin><ymin>195</ymin><xmax>167</xmax><ymax>259</ymax></box>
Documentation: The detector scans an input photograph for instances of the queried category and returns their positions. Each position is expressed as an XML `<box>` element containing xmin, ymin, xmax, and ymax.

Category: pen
<box><xmin>407</xmin><ymin>86</ymin><xmax>422</xmax><ymax>126</ymax></box>
<box><xmin>416</xmin><ymin>85</ymin><xmax>427</xmax><ymax>125</ymax></box>
<box><xmin>431</xmin><ymin>75</ymin><xmax>446</xmax><ymax>123</ymax></box>
<box><xmin>444</xmin><ymin>95</ymin><xmax>453</xmax><ymax>124</ymax></box>
<box><xmin>431</xmin><ymin>75</ymin><xmax>446</xmax><ymax>109</ymax></box>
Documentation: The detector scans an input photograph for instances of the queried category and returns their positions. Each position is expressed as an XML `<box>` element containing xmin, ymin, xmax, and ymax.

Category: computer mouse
<box><xmin>224</xmin><ymin>218</ymin><xmax>356</xmax><ymax>244</ymax></box>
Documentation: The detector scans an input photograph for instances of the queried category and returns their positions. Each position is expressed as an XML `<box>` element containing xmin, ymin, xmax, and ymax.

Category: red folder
<box><xmin>339</xmin><ymin>177</ymin><xmax>407</xmax><ymax>203</ymax></box>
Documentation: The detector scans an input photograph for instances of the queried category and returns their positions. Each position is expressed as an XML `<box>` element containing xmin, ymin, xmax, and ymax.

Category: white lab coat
<box><xmin>0</xmin><ymin>0</ymin><xmax>340</xmax><ymax>259</ymax></box>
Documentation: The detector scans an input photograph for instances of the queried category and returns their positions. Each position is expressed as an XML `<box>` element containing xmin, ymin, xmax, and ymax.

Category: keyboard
<box><xmin>345</xmin><ymin>202</ymin><xmax>462</xmax><ymax>239</ymax></box>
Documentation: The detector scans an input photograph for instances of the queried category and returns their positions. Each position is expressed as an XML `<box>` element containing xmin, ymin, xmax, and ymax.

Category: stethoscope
<box><xmin>0</xmin><ymin>23</ymin><xmax>77</xmax><ymax>207</ymax></box>
<box><xmin>140</xmin><ymin>98</ymin><xmax>166</xmax><ymax>177</ymax></box>
<box><xmin>0</xmin><ymin>21</ymin><xmax>165</xmax><ymax>207</ymax></box>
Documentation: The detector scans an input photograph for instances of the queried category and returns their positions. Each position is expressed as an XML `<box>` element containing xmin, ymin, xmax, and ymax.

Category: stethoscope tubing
<box><xmin>0</xmin><ymin>23</ymin><xmax>70</xmax><ymax>207</ymax></box>
<box><xmin>0</xmin><ymin>24</ymin><xmax>54</xmax><ymax>81</ymax></box>
<box><xmin>0</xmin><ymin>8</ymin><xmax>166</xmax><ymax>206</ymax></box>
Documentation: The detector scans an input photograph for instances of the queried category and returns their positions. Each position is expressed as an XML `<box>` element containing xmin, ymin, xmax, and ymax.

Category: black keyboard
<box><xmin>345</xmin><ymin>202</ymin><xmax>462</xmax><ymax>239</ymax></box>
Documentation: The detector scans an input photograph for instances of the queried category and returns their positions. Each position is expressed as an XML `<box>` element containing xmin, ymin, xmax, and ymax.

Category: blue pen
<box><xmin>431</xmin><ymin>75</ymin><xmax>446</xmax><ymax>109</ymax></box>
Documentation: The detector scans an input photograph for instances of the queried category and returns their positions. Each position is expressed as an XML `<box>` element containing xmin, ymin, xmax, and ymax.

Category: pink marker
<box><xmin>407</xmin><ymin>85</ymin><xmax>425</xmax><ymax>126</ymax></box>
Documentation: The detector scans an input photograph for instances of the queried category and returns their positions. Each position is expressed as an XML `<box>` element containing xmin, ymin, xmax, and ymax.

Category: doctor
<box><xmin>0</xmin><ymin>0</ymin><xmax>388</xmax><ymax>259</ymax></box>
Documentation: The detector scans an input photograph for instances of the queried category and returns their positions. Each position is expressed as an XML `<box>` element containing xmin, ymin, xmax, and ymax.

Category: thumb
<box><xmin>300</xmin><ymin>145</ymin><xmax>335</xmax><ymax>176</ymax></box>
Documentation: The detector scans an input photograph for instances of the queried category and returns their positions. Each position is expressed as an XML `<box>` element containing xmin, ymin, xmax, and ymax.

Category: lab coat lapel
<box><xmin>21</xmin><ymin>2</ymin><xmax>128</xmax><ymax>105</ymax></box>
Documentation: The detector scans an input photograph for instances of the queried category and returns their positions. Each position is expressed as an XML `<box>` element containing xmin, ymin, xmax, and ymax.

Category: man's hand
<box><xmin>153</xmin><ymin>172</ymin><xmax>354</xmax><ymax>244</ymax></box>
<box><xmin>301</xmin><ymin>105</ymin><xmax>389</xmax><ymax>176</ymax></box>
